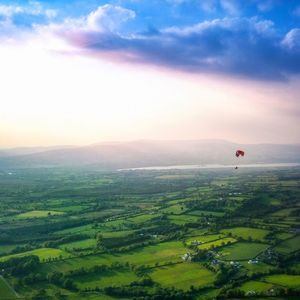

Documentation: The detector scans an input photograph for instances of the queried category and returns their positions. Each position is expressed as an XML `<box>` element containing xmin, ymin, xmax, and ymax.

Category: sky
<box><xmin>0</xmin><ymin>0</ymin><xmax>300</xmax><ymax>147</ymax></box>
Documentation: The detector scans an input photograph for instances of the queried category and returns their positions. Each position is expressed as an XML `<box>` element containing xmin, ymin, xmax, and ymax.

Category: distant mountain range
<box><xmin>0</xmin><ymin>140</ymin><xmax>300</xmax><ymax>170</ymax></box>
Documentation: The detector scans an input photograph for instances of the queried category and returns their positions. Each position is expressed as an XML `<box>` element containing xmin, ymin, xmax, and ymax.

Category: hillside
<box><xmin>0</xmin><ymin>140</ymin><xmax>300</xmax><ymax>169</ymax></box>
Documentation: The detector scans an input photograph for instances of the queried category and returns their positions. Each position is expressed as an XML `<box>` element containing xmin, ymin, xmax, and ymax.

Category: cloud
<box><xmin>220</xmin><ymin>0</ymin><xmax>240</xmax><ymax>15</ymax></box>
<box><xmin>0</xmin><ymin>1</ymin><xmax>57</xmax><ymax>26</ymax></box>
<box><xmin>2</xmin><ymin>3</ymin><xmax>300</xmax><ymax>81</ymax></box>
<box><xmin>51</xmin><ymin>9</ymin><xmax>300</xmax><ymax>81</ymax></box>
<box><xmin>253</xmin><ymin>0</ymin><xmax>277</xmax><ymax>12</ymax></box>
<box><xmin>282</xmin><ymin>28</ymin><xmax>300</xmax><ymax>51</ymax></box>
<box><xmin>0</xmin><ymin>1</ymin><xmax>56</xmax><ymax>18</ymax></box>
<box><xmin>199</xmin><ymin>0</ymin><xmax>218</xmax><ymax>13</ymax></box>
<box><xmin>0</xmin><ymin>5</ymin><xmax>23</xmax><ymax>17</ymax></box>
<box><xmin>86</xmin><ymin>4</ymin><xmax>135</xmax><ymax>32</ymax></box>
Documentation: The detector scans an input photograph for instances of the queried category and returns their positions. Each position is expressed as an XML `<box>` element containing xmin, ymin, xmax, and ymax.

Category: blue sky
<box><xmin>0</xmin><ymin>1</ymin><xmax>299</xmax><ymax>146</ymax></box>
<box><xmin>1</xmin><ymin>0</ymin><xmax>300</xmax><ymax>80</ymax></box>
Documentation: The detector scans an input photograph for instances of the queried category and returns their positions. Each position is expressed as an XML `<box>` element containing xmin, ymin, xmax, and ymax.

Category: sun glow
<box><xmin>0</xmin><ymin>33</ymin><xmax>299</xmax><ymax>147</ymax></box>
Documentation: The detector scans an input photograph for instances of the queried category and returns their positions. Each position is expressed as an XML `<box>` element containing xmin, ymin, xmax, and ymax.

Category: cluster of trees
<box><xmin>43</xmin><ymin>233</ymin><xmax>89</xmax><ymax>248</ymax></box>
<box><xmin>0</xmin><ymin>255</ymin><xmax>40</xmax><ymax>276</ymax></box>
<box><xmin>0</xmin><ymin>242</ymin><xmax>38</xmax><ymax>256</ymax></box>
<box><xmin>19</xmin><ymin>271</ymin><xmax>78</xmax><ymax>291</ymax></box>
<box><xmin>214</xmin><ymin>264</ymin><xmax>240</xmax><ymax>287</ymax></box>
<box><xmin>104</xmin><ymin>286</ymin><xmax>195</xmax><ymax>299</ymax></box>
<box><xmin>217</xmin><ymin>287</ymin><xmax>300</xmax><ymax>299</ymax></box>
<box><xmin>102</xmin><ymin>233</ymin><xmax>151</xmax><ymax>249</ymax></box>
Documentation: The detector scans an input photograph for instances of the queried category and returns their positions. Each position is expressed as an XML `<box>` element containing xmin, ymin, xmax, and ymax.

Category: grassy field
<box><xmin>263</xmin><ymin>274</ymin><xmax>300</xmax><ymax>288</ymax></box>
<box><xmin>101</xmin><ymin>230</ymin><xmax>136</xmax><ymax>238</ymax></box>
<box><xmin>0</xmin><ymin>248</ymin><xmax>70</xmax><ymax>262</ymax></box>
<box><xmin>168</xmin><ymin>214</ymin><xmax>199</xmax><ymax>225</ymax></box>
<box><xmin>54</xmin><ymin>224</ymin><xmax>98</xmax><ymax>236</ymax></box>
<box><xmin>74</xmin><ymin>270</ymin><xmax>139</xmax><ymax>289</ymax></box>
<box><xmin>275</xmin><ymin>235</ymin><xmax>300</xmax><ymax>254</ymax></box>
<box><xmin>45</xmin><ymin>241</ymin><xmax>188</xmax><ymax>273</ymax></box>
<box><xmin>16</xmin><ymin>210</ymin><xmax>65</xmax><ymax>219</ymax></box>
<box><xmin>220</xmin><ymin>242</ymin><xmax>269</xmax><ymax>260</ymax></box>
<box><xmin>271</xmin><ymin>208</ymin><xmax>297</xmax><ymax>217</ymax></box>
<box><xmin>240</xmin><ymin>261</ymin><xmax>275</xmax><ymax>275</ymax></box>
<box><xmin>198</xmin><ymin>237</ymin><xmax>237</xmax><ymax>250</ymax></box>
<box><xmin>0</xmin><ymin>244</ymin><xmax>23</xmax><ymax>255</ymax></box>
<box><xmin>150</xmin><ymin>262</ymin><xmax>215</xmax><ymax>290</ymax></box>
<box><xmin>59</xmin><ymin>238</ymin><xmax>96</xmax><ymax>250</ymax></box>
<box><xmin>185</xmin><ymin>234</ymin><xmax>224</xmax><ymax>245</ymax></box>
<box><xmin>239</xmin><ymin>280</ymin><xmax>274</xmax><ymax>293</ymax></box>
<box><xmin>1</xmin><ymin>167</ymin><xmax>299</xmax><ymax>299</ymax></box>
<box><xmin>275</xmin><ymin>232</ymin><xmax>295</xmax><ymax>240</ymax></box>
<box><xmin>188</xmin><ymin>210</ymin><xmax>225</xmax><ymax>217</ymax></box>
<box><xmin>221</xmin><ymin>227</ymin><xmax>270</xmax><ymax>240</ymax></box>
<box><xmin>51</xmin><ymin>205</ymin><xmax>90</xmax><ymax>212</ymax></box>
<box><xmin>0</xmin><ymin>276</ymin><xmax>18</xmax><ymax>299</ymax></box>
<box><xmin>160</xmin><ymin>204</ymin><xmax>187</xmax><ymax>214</ymax></box>
<box><xmin>126</xmin><ymin>213</ymin><xmax>159</xmax><ymax>223</ymax></box>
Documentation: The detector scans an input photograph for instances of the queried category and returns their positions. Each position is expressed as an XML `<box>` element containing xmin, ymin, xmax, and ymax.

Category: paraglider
<box><xmin>235</xmin><ymin>150</ymin><xmax>245</xmax><ymax>157</ymax></box>
<box><xmin>235</xmin><ymin>149</ymin><xmax>245</xmax><ymax>169</ymax></box>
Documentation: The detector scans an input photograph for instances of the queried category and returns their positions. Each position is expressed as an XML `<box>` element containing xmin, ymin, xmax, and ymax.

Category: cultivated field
<box><xmin>0</xmin><ymin>167</ymin><xmax>299</xmax><ymax>299</ymax></box>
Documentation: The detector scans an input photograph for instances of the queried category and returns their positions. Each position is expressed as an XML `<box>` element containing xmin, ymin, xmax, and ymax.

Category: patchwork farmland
<box><xmin>0</xmin><ymin>167</ymin><xmax>299</xmax><ymax>299</ymax></box>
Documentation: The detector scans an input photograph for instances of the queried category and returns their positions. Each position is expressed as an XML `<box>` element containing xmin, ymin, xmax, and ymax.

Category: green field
<box><xmin>102</xmin><ymin>230</ymin><xmax>136</xmax><ymax>238</ymax></box>
<box><xmin>220</xmin><ymin>242</ymin><xmax>269</xmax><ymax>260</ymax></box>
<box><xmin>74</xmin><ymin>270</ymin><xmax>139</xmax><ymax>289</ymax></box>
<box><xmin>198</xmin><ymin>237</ymin><xmax>237</xmax><ymax>250</ymax></box>
<box><xmin>188</xmin><ymin>210</ymin><xmax>225</xmax><ymax>217</ymax></box>
<box><xmin>54</xmin><ymin>224</ymin><xmax>98</xmax><ymax>236</ymax></box>
<box><xmin>0</xmin><ymin>166</ymin><xmax>299</xmax><ymax>299</ymax></box>
<box><xmin>0</xmin><ymin>276</ymin><xmax>18</xmax><ymax>299</ymax></box>
<box><xmin>160</xmin><ymin>204</ymin><xmax>187</xmax><ymax>214</ymax></box>
<box><xmin>271</xmin><ymin>208</ymin><xmax>297</xmax><ymax>217</ymax></box>
<box><xmin>59</xmin><ymin>238</ymin><xmax>96</xmax><ymax>250</ymax></box>
<box><xmin>221</xmin><ymin>227</ymin><xmax>270</xmax><ymax>240</ymax></box>
<box><xmin>185</xmin><ymin>234</ymin><xmax>224</xmax><ymax>245</ymax></box>
<box><xmin>275</xmin><ymin>235</ymin><xmax>300</xmax><ymax>254</ymax></box>
<box><xmin>16</xmin><ymin>210</ymin><xmax>64</xmax><ymax>219</ymax></box>
<box><xmin>275</xmin><ymin>232</ymin><xmax>295</xmax><ymax>240</ymax></box>
<box><xmin>150</xmin><ymin>262</ymin><xmax>215</xmax><ymax>290</ymax></box>
<box><xmin>46</xmin><ymin>241</ymin><xmax>188</xmax><ymax>273</ymax></box>
<box><xmin>0</xmin><ymin>248</ymin><xmax>70</xmax><ymax>262</ymax></box>
<box><xmin>239</xmin><ymin>280</ymin><xmax>274</xmax><ymax>293</ymax></box>
<box><xmin>168</xmin><ymin>214</ymin><xmax>199</xmax><ymax>225</ymax></box>
<box><xmin>263</xmin><ymin>274</ymin><xmax>300</xmax><ymax>288</ymax></box>
<box><xmin>0</xmin><ymin>244</ymin><xmax>23</xmax><ymax>255</ymax></box>
<box><xmin>126</xmin><ymin>213</ymin><xmax>159</xmax><ymax>223</ymax></box>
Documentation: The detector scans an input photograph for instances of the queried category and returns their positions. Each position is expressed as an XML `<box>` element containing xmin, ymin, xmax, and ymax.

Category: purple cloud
<box><xmin>52</xmin><ymin>6</ymin><xmax>300</xmax><ymax>81</ymax></box>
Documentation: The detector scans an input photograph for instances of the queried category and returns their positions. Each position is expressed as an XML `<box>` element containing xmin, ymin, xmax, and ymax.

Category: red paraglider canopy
<box><xmin>235</xmin><ymin>150</ymin><xmax>245</xmax><ymax>157</ymax></box>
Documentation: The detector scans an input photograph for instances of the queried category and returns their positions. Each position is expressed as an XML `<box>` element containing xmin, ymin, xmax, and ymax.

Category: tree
<box><xmin>63</xmin><ymin>278</ymin><xmax>77</xmax><ymax>291</ymax></box>
<box><xmin>31</xmin><ymin>288</ymin><xmax>47</xmax><ymax>300</ymax></box>
<box><xmin>96</xmin><ymin>233</ymin><xmax>104</xmax><ymax>250</ymax></box>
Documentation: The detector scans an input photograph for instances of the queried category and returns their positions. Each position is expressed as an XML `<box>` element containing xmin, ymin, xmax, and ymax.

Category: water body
<box><xmin>119</xmin><ymin>163</ymin><xmax>300</xmax><ymax>171</ymax></box>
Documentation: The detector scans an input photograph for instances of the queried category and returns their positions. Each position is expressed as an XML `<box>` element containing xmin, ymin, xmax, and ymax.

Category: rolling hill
<box><xmin>0</xmin><ymin>140</ymin><xmax>299</xmax><ymax>170</ymax></box>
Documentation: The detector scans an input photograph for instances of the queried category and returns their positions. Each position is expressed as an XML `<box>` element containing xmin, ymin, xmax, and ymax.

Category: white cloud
<box><xmin>33</xmin><ymin>4</ymin><xmax>136</xmax><ymax>34</ymax></box>
<box><xmin>220</xmin><ymin>0</ymin><xmax>239</xmax><ymax>15</ymax></box>
<box><xmin>0</xmin><ymin>4</ymin><xmax>23</xmax><ymax>17</ymax></box>
<box><xmin>256</xmin><ymin>1</ymin><xmax>273</xmax><ymax>11</ymax></box>
<box><xmin>282</xmin><ymin>28</ymin><xmax>300</xmax><ymax>51</ymax></box>
<box><xmin>86</xmin><ymin>4</ymin><xmax>136</xmax><ymax>32</ymax></box>
<box><xmin>164</xmin><ymin>17</ymin><xmax>274</xmax><ymax>36</ymax></box>
<box><xmin>0</xmin><ymin>1</ymin><xmax>57</xmax><ymax>20</ymax></box>
<box><xmin>200</xmin><ymin>0</ymin><xmax>217</xmax><ymax>13</ymax></box>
